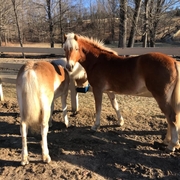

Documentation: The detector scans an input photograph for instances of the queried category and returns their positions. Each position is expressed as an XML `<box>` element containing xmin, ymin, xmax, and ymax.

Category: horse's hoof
<box><xmin>70</xmin><ymin>111</ymin><xmax>78</xmax><ymax>117</ymax></box>
<box><xmin>163</xmin><ymin>138</ymin><xmax>170</xmax><ymax>146</ymax></box>
<box><xmin>65</xmin><ymin>121</ymin><xmax>70</xmax><ymax>128</ymax></box>
<box><xmin>118</xmin><ymin>117</ymin><xmax>124</xmax><ymax>126</ymax></box>
<box><xmin>91</xmin><ymin>125</ymin><xmax>99</xmax><ymax>131</ymax></box>
<box><xmin>21</xmin><ymin>154</ymin><xmax>29</xmax><ymax>166</ymax></box>
<box><xmin>166</xmin><ymin>142</ymin><xmax>180</xmax><ymax>152</ymax></box>
<box><xmin>21</xmin><ymin>159</ymin><xmax>29</xmax><ymax>166</ymax></box>
<box><xmin>42</xmin><ymin>154</ymin><xmax>51</xmax><ymax>163</ymax></box>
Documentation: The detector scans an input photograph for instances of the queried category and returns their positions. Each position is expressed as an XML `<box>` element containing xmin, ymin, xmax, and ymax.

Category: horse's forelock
<box><xmin>64</xmin><ymin>33</ymin><xmax>79</xmax><ymax>50</ymax></box>
<box><xmin>65</xmin><ymin>32</ymin><xmax>77</xmax><ymax>41</ymax></box>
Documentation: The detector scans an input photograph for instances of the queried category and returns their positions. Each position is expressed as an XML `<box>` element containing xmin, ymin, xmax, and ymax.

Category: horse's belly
<box><xmin>135</xmin><ymin>86</ymin><xmax>152</xmax><ymax>97</ymax></box>
<box><xmin>130</xmin><ymin>77</ymin><xmax>153</xmax><ymax>97</ymax></box>
<box><xmin>120</xmin><ymin>81</ymin><xmax>153</xmax><ymax>97</ymax></box>
<box><xmin>104</xmin><ymin>79</ymin><xmax>153</xmax><ymax>97</ymax></box>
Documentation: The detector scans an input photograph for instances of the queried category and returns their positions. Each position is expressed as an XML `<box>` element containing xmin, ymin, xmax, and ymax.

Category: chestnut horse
<box><xmin>16</xmin><ymin>61</ymin><xmax>69</xmax><ymax>165</ymax></box>
<box><xmin>63</xmin><ymin>32</ymin><xmax>180</xmax><ymax>152</ymax></box>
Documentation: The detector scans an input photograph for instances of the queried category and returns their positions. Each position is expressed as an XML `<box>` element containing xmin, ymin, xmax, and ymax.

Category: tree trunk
<box><xmin>111</xmin><ymin>17</ymin><xmax>115</xmax><ymax>43</ymax></box>
<box><xmin>118</xmin><ymin>0</ymin><xmax>127</xmax><ymax>48</ymax></box>
<box><xmin>11</xmin><ymin>0</ymin><xmax>25</xmax><ymax>58</ymax></box>
<box><xmin>59</xmin><ymin>0</ymin><xmax>63</xmax><ymax>47</ymax></box>
<box><xmin>46</xmin><ymin>0</ymin><xmax>54</xmax><ymax>48</ymax></box>
<box><xmin>142</xmin><ymin>0</ymin><xmax>149</xmax><ymax>47</ymax></box>
<box><xmin>127</xmin><ymin>0</ymin><xmax>142</xmax><ymax>47</ymax></box>
<box><xmin>149</xmin><ymin>0</ymin><xmax>165</xmax><ymax>47</ymax></box>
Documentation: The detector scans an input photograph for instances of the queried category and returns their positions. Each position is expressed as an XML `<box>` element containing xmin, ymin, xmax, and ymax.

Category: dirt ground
<box><xmin>1</xmin><ymin>58</ymin><xmax>180</xmax><ymax>180</ymax></box>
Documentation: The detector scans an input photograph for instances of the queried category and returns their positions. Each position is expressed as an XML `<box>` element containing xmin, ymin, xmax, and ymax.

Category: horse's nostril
<box><xmin>66</xmin><ymin>64</ymin><xmax>73</xmax><ymax>72</ymax></box>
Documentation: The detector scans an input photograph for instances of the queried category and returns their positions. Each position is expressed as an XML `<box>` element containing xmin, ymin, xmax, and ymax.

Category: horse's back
<box><xmin>88</xmin><ymin>52</ymin><xmax>177</xmax><ymax>97</ymax></box>
<box><xmin>128</xmin><ymin>53</ymin><xmax>177</xmax><ymax>97</ymax></box>
<box><xmin>137</xmin><ymin>53</ymin><xmax>177</xmax><ymax>95</ymax></box>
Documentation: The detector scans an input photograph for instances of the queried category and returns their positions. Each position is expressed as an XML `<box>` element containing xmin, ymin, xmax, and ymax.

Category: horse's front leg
<box><xmin>91</xmin><ymin>88</ymin><xmax>103</xmax><ymax>131</ymax></box>
<box><xmin>61</xmin><ymin>92</ymin><xmax>69</xmax><ymax>128</ymax></box>
<box><xmin>106</xmin><ymin>91</ymin><xmax>124</xmax><ymax>126</ymax></box>
<box><xmin>20</xmin><ymin>121</ymin><xmax>29</xmax><ymax>165</ymax></box>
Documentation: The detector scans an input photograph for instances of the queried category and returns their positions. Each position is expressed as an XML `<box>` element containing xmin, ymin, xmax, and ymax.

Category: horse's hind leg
<box><xmin>20</xmin><ymin>121</ymin><xmax>29</xmax><ymax>165</ymax></box>
<box><xmin>156</xmin><ymin>97</ymin><xmax>179</xmax><ymax>151</ymax></box>
<box><xmin>48</xmin><ymin>101</ymin><xmax>54</xmax><ymax>128</ymax></box>
<box><xmin>163</xmin><ymin>123</ymin><xmax>170</xmax><ymax>145</ymax></box>
<box><xmin>41</xmin><ymin>105</ymin><xmax>51</xmax><ymax>163</ymax></box>
<box><xmin>106</xmin><ymin>92</ymin><xmax>124</xmax><ymax>126</ymax></box>
<box><xmin>61</xmin><ymin>91</ymin><xmax>69</xmax><ymax>127</ymax></box>
<box><xmin>165</xmin><ymin>117</ymin><xmax>179</xmax><ymax>151</ymax></box>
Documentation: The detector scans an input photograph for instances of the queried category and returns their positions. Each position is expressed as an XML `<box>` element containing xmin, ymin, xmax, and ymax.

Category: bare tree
<box><xmin>0</xmin><ymin>0</ymin><xmax>179</xmax><ymax>46</ymax></box>
<box><xmin>58</xmin><ymin>0</ymin><xmax>69</xmax><ymax>46</ymax></box>
<box><xmin>11</xmin><ymin>0</ymin><xmax>24</xmax><ymax>57</ymax></box>
<box><xmin>148</xmin><ymin>0</ymin><xmax>165</xmax><ymax>47</ymax></box>
<box><xmin>142</xmin><ymin>0</ymin><xmax>150</xmax><ymax>47</ymax></box>
<box><xmin>118</xmin><ymin>0</ymin><xmax>127</xmax><ymax>47</ymax></box>
<box><xmin>141</xmin><ymin>0</ymin><xmax>180</xmax><ymax>47</ymax></box>
<box><xmin>0</xmin><ymin>0</ymin><xmax>12</xmax><ymax>46</ymax></box>
<box><xmin>46</xmin><ymin>0</ymin><xmax>54</xmax><ymax>48</ymax></box>
<box><xmin>127</xmin><ymin>0</ymin><xmax>142</xmax><ymax>47</ymax></box>
<box><xmin>106</xmin><ymin>0</ymin><xmax>119</xmax><ymax>43</ymax></box>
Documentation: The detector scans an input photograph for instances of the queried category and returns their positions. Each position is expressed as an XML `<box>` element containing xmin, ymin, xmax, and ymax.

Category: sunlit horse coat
<box><xmin>16</xmin><ymin>61</ymin><xmax>69</xmax><ymax>165</ymax></box>
<box><xmin>63</xmin><ymin>32</ymin><xmax>180</xmax><ymax>152</ymax></box>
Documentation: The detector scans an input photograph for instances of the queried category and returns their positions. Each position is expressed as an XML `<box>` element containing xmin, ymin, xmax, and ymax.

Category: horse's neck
<box><xmin>80</xmin><ymin>48</ymin><xmax>98</xmax><ymax>71</ymax></box>
<box><xmin>80</xmin><ymin>57</ymin><xmax>94</xmax><ymax>72</ymax></box>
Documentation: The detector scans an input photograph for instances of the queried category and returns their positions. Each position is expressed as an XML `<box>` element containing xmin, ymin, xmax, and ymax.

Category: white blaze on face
<box><xmin>64</xmin><ymin>33</ymin><xmax>80</xmax><ymax>71</ymax></box>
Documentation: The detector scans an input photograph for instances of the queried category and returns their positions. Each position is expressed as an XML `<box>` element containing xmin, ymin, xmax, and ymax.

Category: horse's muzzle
<box><xmin>66</xmin><ymin>60</ymin><xmax>75</xmax><ymax>72</ymax></box>
<box><xmin>66</xmin><ymin>63</ymin><xmax>74</xmax><ymax>72</ymax></box>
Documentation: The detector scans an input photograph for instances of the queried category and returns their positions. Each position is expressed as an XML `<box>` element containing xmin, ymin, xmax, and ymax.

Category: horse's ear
<box><xmin>64</xmin><ymin>34</ymin><xmax>67</xmax><ymax>41</ymax></box>
<box><xmin>74</xmin><ymin>34</ymin><xmax>78</xmax><ymax>41</ymax></box>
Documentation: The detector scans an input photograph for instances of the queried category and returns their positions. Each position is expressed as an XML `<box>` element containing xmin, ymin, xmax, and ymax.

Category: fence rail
<box><xmin>0</xmin><ymin>47</ymin><xmax>64</xmax><ymax>55</ymax></box>
<box><xmin>0</xmin><ymin>46</ymin><xmax>180</xmax><ymax>56</ymax></box>
<box><xmin>114</xmin><ymin>47</ymin><xmax>180</xmax><ymax>56</ymax></box>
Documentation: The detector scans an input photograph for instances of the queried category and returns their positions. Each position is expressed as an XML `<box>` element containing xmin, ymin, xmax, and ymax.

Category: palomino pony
<box><xmin>52</xmin><ymin>58</ymin><xmax>89</xmax><ymax>112</ymax></box>
<box><xmin>63</xmin><ymin>32</ymin><xmax>180</xmax><ymax>152</ymax></box>
<box><xmin>16</xmin><ymin>61</ymin><xmax>69</xmax><ymax>165</ymax></box>
<box><xmin>52</xmin><ymin>58</ymin><xmax>88</xmax><ymax>89</ymax></box>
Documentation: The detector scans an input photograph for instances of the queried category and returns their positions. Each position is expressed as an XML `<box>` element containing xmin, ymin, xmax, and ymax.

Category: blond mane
<box><xmin>64</xmin><ymin>33</ymin><xmax>118</xmax><ymax>56</ymax></box>
<box><xmin>78</xmin><ymin>34</ymin><xmax>118</xmax><ymax>55</ymax></box>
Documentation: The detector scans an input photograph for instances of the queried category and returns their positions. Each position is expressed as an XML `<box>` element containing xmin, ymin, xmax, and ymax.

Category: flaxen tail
<box><xmin>18</xmin><ymin>62</ymin><xmax>41</xmax><ymax>131</ymax></box>
<box><xmin>172</xmin><ymin>62</ymin><xmax>180</xmax><ymax>128</ymax></box>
